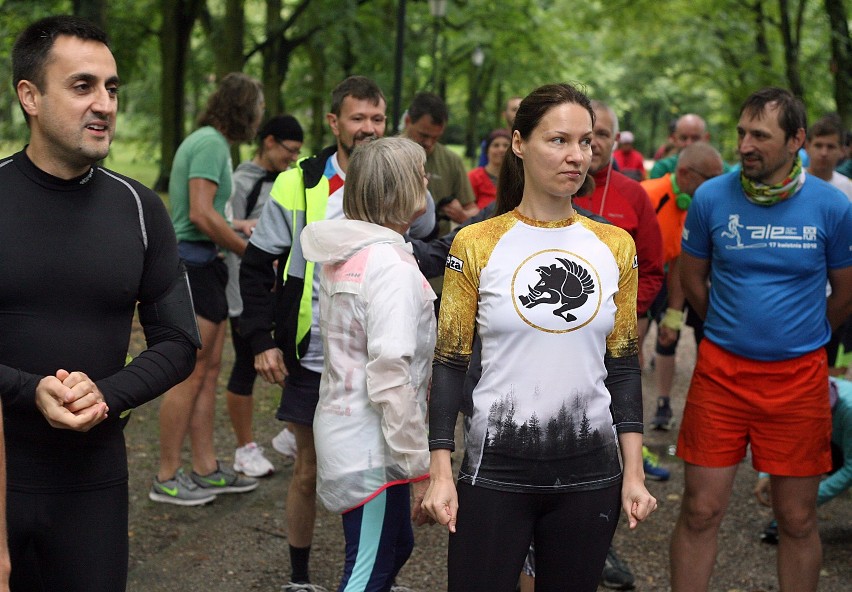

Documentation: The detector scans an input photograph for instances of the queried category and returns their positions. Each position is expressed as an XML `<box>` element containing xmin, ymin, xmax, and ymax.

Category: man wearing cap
<box><xmin>613</xmin><ymin>130</ymin><xmax>647</xmax><ymax>181</ymax></box>
<box><xmin>224</xmin><ymin>115</ymin><xmax>304</xmax><ymax>478</ymax></box>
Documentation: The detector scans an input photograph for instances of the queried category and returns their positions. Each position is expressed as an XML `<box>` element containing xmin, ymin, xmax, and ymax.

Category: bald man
<box><xmin>650</xmin><ymin>114</ymin><xmax>712</xmax><ymax>179</ymax></box>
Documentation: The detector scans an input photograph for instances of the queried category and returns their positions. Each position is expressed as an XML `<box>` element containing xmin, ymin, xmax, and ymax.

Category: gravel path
<box><xmin>124</xmin><ymin>325</ymin><xmax>852</xmax><ymax>591</ymax></box>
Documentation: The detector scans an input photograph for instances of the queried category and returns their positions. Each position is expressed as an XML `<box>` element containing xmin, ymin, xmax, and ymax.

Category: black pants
<box><xmin>9</xmin><ymin>483</ymin><xmax>129</xmax><ymax>592</ymax></box>
<box><xmin>448</xmin><ymin>480</ymin><xmax>621</xmax><ymax>592</ymax></box>
<box><xmin>227</xmin><ymin>316</ymin><xmax>258</xmax><ymax>395</ymax></box>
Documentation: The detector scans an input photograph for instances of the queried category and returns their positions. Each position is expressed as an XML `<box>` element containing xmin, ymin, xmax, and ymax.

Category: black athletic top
<box><xmin>0</xmin><ymin>150</ymin><xmax>196</xmax><ymax>493</ymax></box>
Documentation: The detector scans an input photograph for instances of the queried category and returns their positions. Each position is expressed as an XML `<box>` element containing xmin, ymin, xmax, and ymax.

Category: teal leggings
<box><xmin>338</xmin><ymin>483</ymin><xmax>414</xmax><ymax>592</ymax></box>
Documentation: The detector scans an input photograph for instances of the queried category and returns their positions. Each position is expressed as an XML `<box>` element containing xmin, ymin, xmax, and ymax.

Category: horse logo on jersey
<box><xmin>513</xmin><ymin>250</ymin><xmax>601</xmax><ymax>332</ymax></box>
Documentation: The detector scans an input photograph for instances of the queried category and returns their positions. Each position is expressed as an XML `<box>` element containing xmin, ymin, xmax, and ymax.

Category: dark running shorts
<box><xmin>276</xmin><ymin>368</ymin><xmax>321</xmax><ymax>426</ymax></box>
<box><xmin>185</xmin><ymin>257</ymin><xmax>228</xmax><ymax>323</ymax></box>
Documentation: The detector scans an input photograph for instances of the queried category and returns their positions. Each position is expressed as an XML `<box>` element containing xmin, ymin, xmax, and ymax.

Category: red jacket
<box><xmin>573</xmin><ymin>165</ymin><xmax>664</xmax><ymax>316</ymax></box>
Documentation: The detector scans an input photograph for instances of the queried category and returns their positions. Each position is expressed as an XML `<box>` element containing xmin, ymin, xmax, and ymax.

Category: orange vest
<box><xmin>641</xmin><ymin>174</ymin><xmax>687</xmax><ymax>265</ymax></box>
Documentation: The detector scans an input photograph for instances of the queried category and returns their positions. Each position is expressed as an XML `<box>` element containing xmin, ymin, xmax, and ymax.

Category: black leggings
<box><xmin>8</xmin><ymin>483</ymin><xmax>129</xmax><ymax>592</ymax></box>
<box><xmin>227</xmin><ymin>316</ymin><xmax>258</xmax><ymax>395</ymax></box>
<box><xmin>448</xmin><ymin>481</ymin><xmax>621</xmax><ymax>592</ymax></box>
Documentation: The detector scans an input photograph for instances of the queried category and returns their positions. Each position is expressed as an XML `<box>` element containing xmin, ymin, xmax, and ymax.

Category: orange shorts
<box><xmin>677</xmin><ymin>339</ymin><xmax>832</xmax><ymax>476</ymax></box>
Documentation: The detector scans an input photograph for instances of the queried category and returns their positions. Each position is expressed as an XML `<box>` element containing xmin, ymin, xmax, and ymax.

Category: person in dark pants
<box><xmin>422</xmin><ymin>82</ymin><xmax>657</xmax><ymax>592</ymax></box>
<box><xmin>224</xmin><ymin>115</ymin><xmax>304</xmax><ymax>478</ymax></box>
<box><xmin>1</xmin><ymin>15</ymin><xmax>198</xmax><ymax>591</ymax></box>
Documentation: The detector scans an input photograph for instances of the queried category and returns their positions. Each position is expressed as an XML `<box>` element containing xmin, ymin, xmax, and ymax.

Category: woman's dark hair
<box><xmin>198</xmin><ymin>72</ymin><xmax>264</xmax><ymax>144</ymax></box>
<box><xmin>496</xmin><ymin>83</ymin><xmax>594</xmax><ymax>215</ymax></box>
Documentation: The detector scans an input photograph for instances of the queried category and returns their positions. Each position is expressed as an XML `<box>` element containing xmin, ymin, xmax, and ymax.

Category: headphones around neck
<box><xmin>671</xmin><ymin>173</ymin><xmax>691</xmax><ymax>210</ymax></box>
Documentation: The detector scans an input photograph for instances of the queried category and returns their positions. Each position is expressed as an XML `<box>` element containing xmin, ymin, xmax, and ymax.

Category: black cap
<box><xmin>259</xmin><ymin>115</ymin><xmax>303</xmax><ymax>143</ymax></box>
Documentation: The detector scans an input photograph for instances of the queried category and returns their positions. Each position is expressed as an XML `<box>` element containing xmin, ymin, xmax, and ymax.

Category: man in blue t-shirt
<box><xmin>670</xmin><ymin>87</ymin><xmax>852</xmax><ymax>592</ymax></box>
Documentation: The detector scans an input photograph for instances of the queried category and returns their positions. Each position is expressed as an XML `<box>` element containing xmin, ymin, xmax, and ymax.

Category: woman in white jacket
<box><xmin>300</xmin><ymin>137</ymin><xmax>435</xmax><ymax>592</ymax></box>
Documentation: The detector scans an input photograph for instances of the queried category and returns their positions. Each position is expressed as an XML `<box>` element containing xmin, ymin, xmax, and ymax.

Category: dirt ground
<box><xmin>124</xmin><ymin>324</ymin><xmax>852</xmax><ymax>592</ymax></box>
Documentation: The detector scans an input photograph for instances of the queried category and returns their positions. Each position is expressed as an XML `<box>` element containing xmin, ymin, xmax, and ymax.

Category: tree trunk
<box><xmin>752</xmin><ymin>0</ymin><xmax>773</xmax><ymax>73</ymax></box>
<box><xmin>155</xmin><ymin>0</ymin><xmax>203</xmax><ymax>192</ymax></box>
<box><xmin>262</xmin><ymin>0</ymin><xmax>285</xmax><ymax>116</ymax></box>
<box><xmin>825</xmin><ymin>0</ymin><xmax>852</xmax><ymax>128</ymax></box>
<box><xmin>778</xmin><ymin>0</ymin><xmax>805</xmax><ymax>98</ymax></box>
<box><xmin>306</xmin><ymin>39</ymin><xmax>329</xmax><ymax>155</ymax></box>
<box><xmin>223</xmin><ymin>0</ymin><xmax>246</xmax><ymax>74</ymax></box>
<box><xmin>73</xmin><ymin>0</ymin><xmax>108</xmax><ymax>30</ymax></box>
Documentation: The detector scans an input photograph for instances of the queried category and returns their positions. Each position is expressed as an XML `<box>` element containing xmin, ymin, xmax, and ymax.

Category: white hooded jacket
<box><xmin>300</xmin><ymin>219</ymin><xmax>436</xmax><ymax>513</ymax></box>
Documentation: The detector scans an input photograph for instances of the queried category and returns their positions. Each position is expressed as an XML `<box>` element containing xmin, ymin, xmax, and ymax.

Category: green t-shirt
<box><xmin>169</xmin><ymin>126</ymin><xmax>233</xmax><ymax>242</ymax></box>
<box><xmin>650</xmin><ymin>153</ymin><xmax>732</xmax><ymax>179</ymax></box>
<box><xmin>649</xmin><ymin>154</ymin><xmax>678</xmax><ymax>179</ymax></box>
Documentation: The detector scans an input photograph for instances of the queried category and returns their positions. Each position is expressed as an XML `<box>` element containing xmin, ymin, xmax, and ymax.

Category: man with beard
<box><xmin>670</xmin><ymin>87</ymin><xmax>852</xmax><ymax>592</ymax></box>
<box><xmin>240</xmin><ymin>76</ymin><xmax>432</xmax><ymax>591</ymax></box>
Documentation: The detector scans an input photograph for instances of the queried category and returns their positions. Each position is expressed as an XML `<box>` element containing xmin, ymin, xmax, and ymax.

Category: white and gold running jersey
<box><xmin>435</xmin><ymin>209</ymin><xmax>639</xmax><ymax>492</ymax></box>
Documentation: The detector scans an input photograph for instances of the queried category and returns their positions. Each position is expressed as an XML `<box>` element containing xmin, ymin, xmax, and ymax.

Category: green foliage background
<box><xmin>1</xmin><ymin>0</ymin><xmax>849</xmax><ymax>179</ymax></box>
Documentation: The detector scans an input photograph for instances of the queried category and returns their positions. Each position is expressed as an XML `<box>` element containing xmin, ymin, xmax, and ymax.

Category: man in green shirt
<box><xmin>649</xmin><ymin>113</ymin><xmax>711</xmax><ymax>179</ymax></box>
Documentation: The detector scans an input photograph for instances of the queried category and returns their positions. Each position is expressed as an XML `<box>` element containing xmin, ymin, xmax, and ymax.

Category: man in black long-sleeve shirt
<box><xmin>0</xmin><ymin>16</ymin><xmax>197</xmax><ymax>591</ymax></box>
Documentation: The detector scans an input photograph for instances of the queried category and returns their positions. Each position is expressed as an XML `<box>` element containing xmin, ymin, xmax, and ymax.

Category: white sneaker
<box><xmin>272</xmin><ymin>427</ymin><xmax>298</xmax><ymax>459</ymax></box>
<box><xmin>233</xmin><ymin>442</ymin><xmax>274</xmax><ymax>477</ymax></box>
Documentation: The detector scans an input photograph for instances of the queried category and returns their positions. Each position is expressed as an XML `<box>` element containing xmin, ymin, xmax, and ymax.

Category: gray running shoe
<box><xmin>149</xmin><ymin>469</ymin><xmax>216</xmax><ymax>506</ymax></box>
<box><xmin>191</xmin><ymin>461</ymin><xmax>259</xmax><ymax>494</ymax></box>
<box><xmin>281</xmin><ymin>583</ymin><xmax>329</xmax><ymax>592</ymax></box>
<box><xmin>651</xmin><ymin>397</ymin><xmax>675</xmax><ymax>430</ymax></box>
<box><xmin>601</xmin><ymin>546</ymin><xmax>635</xmax><ymax>590</ymax></box>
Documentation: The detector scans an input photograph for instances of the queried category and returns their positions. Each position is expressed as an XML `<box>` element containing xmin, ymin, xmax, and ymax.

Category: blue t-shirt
<box><xmin>682</xmin><ymin>171</ymin><xmax>852</xmax><ymax>360</ymax></box>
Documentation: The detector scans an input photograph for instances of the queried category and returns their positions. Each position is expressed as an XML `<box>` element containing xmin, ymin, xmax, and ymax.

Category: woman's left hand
<box><xmin>621</xmin><ymin>475</ymin><xmax>658</xmax><ymax>529</ymax></box>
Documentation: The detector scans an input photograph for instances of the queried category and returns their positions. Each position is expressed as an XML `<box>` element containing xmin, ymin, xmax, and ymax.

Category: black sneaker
<box><xmin>651</xmin><ymin>397</ymin><xmax>675</xmax><ymax>430</ymax></box>
<box><xmin>601</xmin><ymin>546</ymin><xmax>635</xmax><ymax>590</ymax></box>
<box><xmin>760</xmin><ymin>519</ymin><xmax>779</xmax><ymax>545</ymax></box>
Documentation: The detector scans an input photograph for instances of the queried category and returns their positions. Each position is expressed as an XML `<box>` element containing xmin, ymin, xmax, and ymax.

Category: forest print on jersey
<box><xmin>436</xmin><ymin>210</ymin><xmax>638</xmax><ymax>493</ymax></box>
